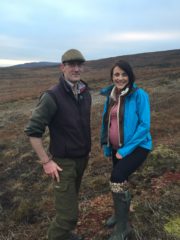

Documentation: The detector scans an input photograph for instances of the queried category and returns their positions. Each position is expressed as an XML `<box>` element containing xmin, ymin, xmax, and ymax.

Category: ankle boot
<box><xmin>108</xmin><ymin>182</ymin><xmax>132</xmax><ymax>240</ymax></box>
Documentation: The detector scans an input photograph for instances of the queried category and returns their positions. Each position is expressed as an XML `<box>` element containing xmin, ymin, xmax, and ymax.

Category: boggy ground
<box><xmin>0</xmin><ymin>50</ymin><xmax>180</xmax><ymax>240</ymax></box>
<box><xmin>0</xmin><ymin>92</ymin><xmax>179</xmax><ymax>240</ymax></box>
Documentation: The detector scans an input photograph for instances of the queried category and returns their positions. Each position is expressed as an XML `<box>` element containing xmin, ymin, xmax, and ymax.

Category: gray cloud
<box><xmin>0</xmin><ymin>0</ymin><xmax>180</xmax><ymax>66</ymax></box>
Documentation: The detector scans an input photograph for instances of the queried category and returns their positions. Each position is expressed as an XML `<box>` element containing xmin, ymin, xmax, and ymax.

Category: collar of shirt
<box><xmin>64</xmin><ymin>79</ymin><xmax>78</xmax><ymax>88</ymax></box>
<box><xmin>64</xmin><ymin>79</ymin><xmax>79</xmax><ymax>98</ymax></box>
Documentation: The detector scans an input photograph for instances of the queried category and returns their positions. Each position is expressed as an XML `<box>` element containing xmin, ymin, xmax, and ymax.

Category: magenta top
<box><xmin>109</xmin><ymin>103</ymin><xmax>119</xmax><ymax>149</ymax></box>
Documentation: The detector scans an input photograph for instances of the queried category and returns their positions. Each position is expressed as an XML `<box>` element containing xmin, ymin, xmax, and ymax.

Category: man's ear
<box><xmin>60</xmin><ymin>63</ymin><xmax>64</xmax><ymax>72</ymax></box>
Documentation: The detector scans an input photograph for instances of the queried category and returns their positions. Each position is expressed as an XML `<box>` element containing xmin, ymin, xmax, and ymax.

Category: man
<box><xmin>25</xmin><ymin>49</ymin><xmax>91</xmax><ymax>240</ymax></box>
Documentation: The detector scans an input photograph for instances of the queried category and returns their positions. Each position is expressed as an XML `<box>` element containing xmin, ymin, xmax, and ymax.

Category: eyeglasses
<box><xmin>64</xmin><ymin>62</ymin><xmax>84</xmax><ymax>69</ymax></box>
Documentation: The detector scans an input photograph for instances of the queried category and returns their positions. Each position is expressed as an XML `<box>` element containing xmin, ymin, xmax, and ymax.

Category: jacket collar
<box><xmin>110</xmin><ymin>86</ymin><xmax>130</xmax><ymax>101</ymax></box>
<box><xmin>100</xmin><ymin>83</ymin><xmax>138</xmax><ymax>97</ymax></box>
<box><xmin>58</xmin><ymin>74</ymin><xmax>88</xmax><ymax>94</ymax></box>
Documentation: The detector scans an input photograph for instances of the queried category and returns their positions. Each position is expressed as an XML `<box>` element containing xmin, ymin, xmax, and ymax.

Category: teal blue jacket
<box><xmin>100</xmin><ymin>84</ymin><xmax>152</xmax><ymax>158</ymax></box>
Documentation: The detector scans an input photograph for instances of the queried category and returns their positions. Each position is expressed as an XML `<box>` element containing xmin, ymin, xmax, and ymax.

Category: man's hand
<box><xmin>116</xmin><ymin>152</ymin><xmax>123</xmax><ymax>160</ymax></box>
<box><xmin>43</xmin><ymin>160</ymin><xmax>62</xmax><ymax>182</ymax></box>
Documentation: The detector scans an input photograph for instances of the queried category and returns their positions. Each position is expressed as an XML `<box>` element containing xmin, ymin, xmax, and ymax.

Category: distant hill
<box><xmin>0</xmin><ymin>49</ymin><xmax>180</xmax><ymax>103</ymax></box>
<box><xmin>86</xmin><ymin>49</ymin><xmax>180</xmax><ymax>69</ymax></box>
<box><xmin>4</xmin><ymin>49</ymin><xmax>180</xmax><ymax>69</ymax></box>
<box><xmin>11</xmin><ymin>61</ymin><xmax>59</xmax><ymax>68</ymax></box>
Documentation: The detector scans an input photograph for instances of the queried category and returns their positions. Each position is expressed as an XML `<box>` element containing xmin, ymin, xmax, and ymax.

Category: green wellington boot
<box><xmin>106</xmin><ymin>201</ymin><xmax>132</xmax><ymax>228</ymax></box>
<box><xmin>108</xmin><ymin>189</ymin><xmax>132</xmax><ymax>240</ymax></box>
<box><xmin>105</xmin><ymin>214</ymin><xmax>117</xmax><ymax>228</ymax></box>
<box><xmin>106</xmin><ymin>198</ymin><xmax>133</xmax><ymax>228</ymax></box>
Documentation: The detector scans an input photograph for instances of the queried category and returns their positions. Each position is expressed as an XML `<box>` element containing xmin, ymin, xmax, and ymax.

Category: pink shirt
<box><xmin>109</xmin><ymin>103</ymin><xmax>119</xmax><ymax>149</ymax></box>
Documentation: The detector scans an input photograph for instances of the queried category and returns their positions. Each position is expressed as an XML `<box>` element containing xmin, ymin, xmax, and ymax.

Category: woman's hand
<box><xmin>116</xmin><ymin>152</ymin><xmax>123</xmax><ymax>159</ymax></box>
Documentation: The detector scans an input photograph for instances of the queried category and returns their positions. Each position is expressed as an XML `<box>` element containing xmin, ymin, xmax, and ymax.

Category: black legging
<box><xmin>110</xmin><ymin>147</ymin><xmax>149</xmax><ymax>183</ymax></box>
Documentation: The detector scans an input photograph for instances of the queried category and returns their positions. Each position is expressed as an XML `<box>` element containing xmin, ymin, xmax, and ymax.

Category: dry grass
<box><xmin>0</xmin><ymin>49</ymin><xmax>180</xmax><ymax>239</ymax></box>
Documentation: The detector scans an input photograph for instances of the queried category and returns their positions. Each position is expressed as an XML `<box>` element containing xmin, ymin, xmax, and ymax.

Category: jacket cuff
<box><xmin>26</xmin><ymin>133</ymin><xmax>43</xmax><ymax>138</ymax></box>
<box><xmin>117</xmin><ymin>148</ymin><xmax>126</xmax><ymax>158</ymax></box>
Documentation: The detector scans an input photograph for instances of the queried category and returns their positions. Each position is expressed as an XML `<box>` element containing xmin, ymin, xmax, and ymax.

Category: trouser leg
<box><xmin>48</xmin><ymin>162</ymin><xmax>78</xmax><ymax>240</ymax></box>
<box><xmin>111</xmin><ymin>147</ymin><xmax>149</xmax><ymax>183</ymax></box>
<box><xmin>75</xmin><ymin>156</ymin><xmax>89</xmax><ymax>194</ymax></box>
<box><xmin>48</xmin><ymin>157</ymin><xmax>88</xmax><ymax>240</ymax></box>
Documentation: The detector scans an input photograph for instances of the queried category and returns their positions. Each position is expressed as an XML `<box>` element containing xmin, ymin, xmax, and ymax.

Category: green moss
<box><xmin>146</xmin><ymin>144</ymin><xmax>180</xmax><ymax>172</ymax></box>
<box><xmin>164</xmin><ymin>216</ymin><xmax>180</xmax><ymax>237</ymax></box>
<box><xmin>151</xmin><ymin>144</ymin><xmax>179</xmax><ymax>160</ymax></box>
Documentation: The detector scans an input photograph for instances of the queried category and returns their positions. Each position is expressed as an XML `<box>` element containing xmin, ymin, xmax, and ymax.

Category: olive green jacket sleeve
<box><xmin>24</xmin><ymin>93</ymin><xmax>57</xmax><ymax>137</ymax></box>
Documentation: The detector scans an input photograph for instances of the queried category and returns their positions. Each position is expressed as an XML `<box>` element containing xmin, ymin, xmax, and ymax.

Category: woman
<box><xmin>100</xmin><ymin>60</ymin><xmax>152</xmax><ymax>240</ymax></box>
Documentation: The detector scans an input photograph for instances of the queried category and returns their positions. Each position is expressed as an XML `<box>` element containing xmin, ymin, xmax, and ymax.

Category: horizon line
<box><xmin>0</xmin><ymin>48</ymin><xmax>179</xmax><ymax>67</ymax></box>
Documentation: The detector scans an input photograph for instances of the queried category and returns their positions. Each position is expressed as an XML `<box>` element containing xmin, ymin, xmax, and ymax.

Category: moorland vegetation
<box><xmin>0</xmin><ymin>49</ymin><xmax>180</xmax><ymax>240</ymax></box>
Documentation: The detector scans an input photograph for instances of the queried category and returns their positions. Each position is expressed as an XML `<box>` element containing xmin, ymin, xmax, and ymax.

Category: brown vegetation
<box><xmin>0</xmin><ymin>49</ymin><xmax>180</xmax><ymax>240</ymax></box>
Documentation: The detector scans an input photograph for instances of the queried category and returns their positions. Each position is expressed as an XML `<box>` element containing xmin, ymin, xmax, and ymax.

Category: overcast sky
<box><xmin>0</xmin><ymin>0</ymin><xmax>180</xmax><ymax>66</ymax></box>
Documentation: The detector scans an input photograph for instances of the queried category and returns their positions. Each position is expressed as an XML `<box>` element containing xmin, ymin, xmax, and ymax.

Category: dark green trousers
<box><xmin>48</xmin><ymin>156</ymin><xmax>89</xmax><ymax>240</ymax></box>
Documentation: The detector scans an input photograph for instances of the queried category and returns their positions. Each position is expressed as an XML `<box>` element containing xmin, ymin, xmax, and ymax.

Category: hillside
<box><xmin>0</xmin><ymin>49</ymin><xmax>180</xmax><ymax>103</ymax></box>
<box><xmin>11</xmin><ymin>61</ymin><xmax>59</xmax><ymax>69</ymax></box>
<box><xmin>0</xmin><ymin>49</ymin><xmax>180</xmax><ymax>240</ymax></box>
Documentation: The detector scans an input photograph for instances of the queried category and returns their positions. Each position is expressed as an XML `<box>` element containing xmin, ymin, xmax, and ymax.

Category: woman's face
<box><xmin>112</xmin><ymin>66</ymin><xmax>129</xmax><ymax>90</ymax></box>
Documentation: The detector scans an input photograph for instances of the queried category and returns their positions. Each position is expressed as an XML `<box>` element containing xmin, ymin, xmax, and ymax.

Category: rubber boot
<box><xmin>106</xmin><ymin>200</ymin><xmax>133</xmax><ymax>228</ymax></box>
<box><xmin>105</xmin><ymin>214</ymin><xmax>116</xmax><ymax>228</ymax></box>
<box><xmin>108</xmin><ymin>185</ymin><xmax>131</xmax><ymax>240</ymax></box>
<box><xmin>106</xmin><ymin>199</ymin><xmax>134</xmax><ymax>228</ymax></box>
<box><xmin>69</xmin><ymin>233</ymin><xmax>84</xmax><ymax>240</ymax></box>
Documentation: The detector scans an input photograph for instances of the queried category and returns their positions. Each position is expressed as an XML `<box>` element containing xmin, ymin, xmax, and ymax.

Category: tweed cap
<box><xmin>61</xmin><ymin>49</ymin><xmax>85</xmax><ymax>63</ymax></box>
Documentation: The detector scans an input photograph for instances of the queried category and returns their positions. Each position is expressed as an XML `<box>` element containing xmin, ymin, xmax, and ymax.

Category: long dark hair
<box><xmin>110</xmin><ymin>60</ymin><xmax>135</xmax><ymax>90</ymax></box>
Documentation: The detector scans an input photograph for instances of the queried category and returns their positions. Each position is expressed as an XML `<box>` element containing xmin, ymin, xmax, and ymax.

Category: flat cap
<box><xmin>61</xmin><ymin>49</ymin><xmax>85</xmax><ymax>63</ymax></box>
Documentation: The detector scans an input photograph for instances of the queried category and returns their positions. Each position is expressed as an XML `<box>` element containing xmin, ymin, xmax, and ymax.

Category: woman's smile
<box><xmin>112</xmin><ymin>66</ymin><xmax>129</xmax><ymax>90</ymax></box>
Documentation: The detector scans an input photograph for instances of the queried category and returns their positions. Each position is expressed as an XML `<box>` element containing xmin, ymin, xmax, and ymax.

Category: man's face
<box><xmin>61</xmin><ymin>61</ymin><xmax>84</xmax><ymax>83</ymax></box>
